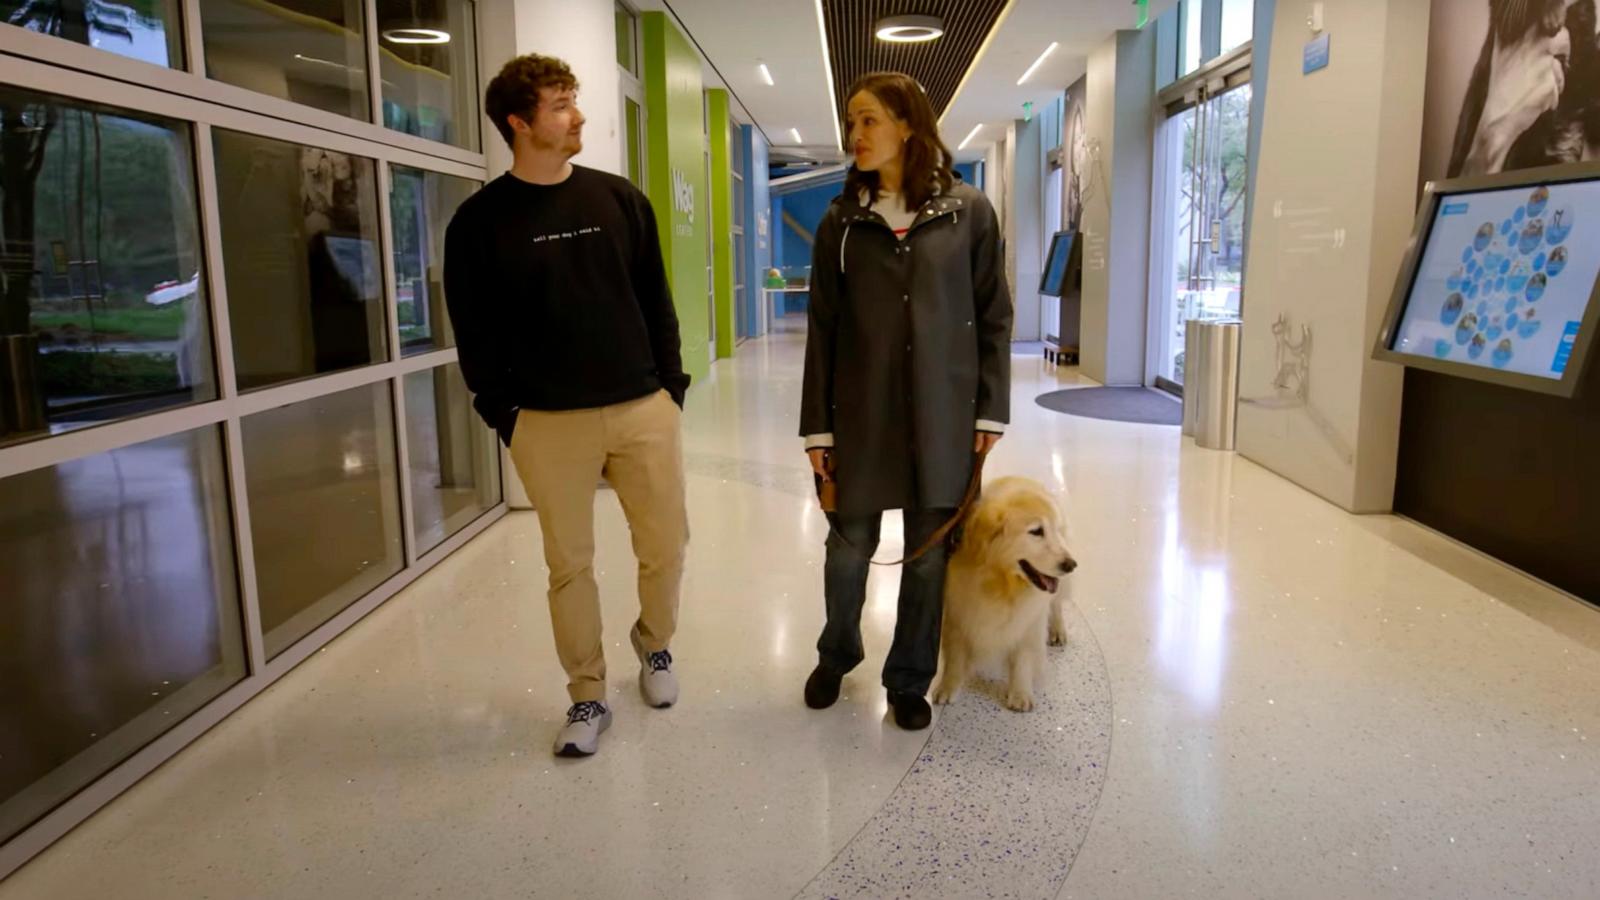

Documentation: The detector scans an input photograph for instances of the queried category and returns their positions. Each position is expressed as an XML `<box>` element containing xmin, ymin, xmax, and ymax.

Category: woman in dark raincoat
<box><xmin>799</xmin><ymin>72</ymin><xmax>1013</xmax><ymax>730</ymax></box>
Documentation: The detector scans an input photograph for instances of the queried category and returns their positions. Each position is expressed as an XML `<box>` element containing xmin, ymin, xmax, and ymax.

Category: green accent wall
<box><xmin>642</xmin><ymin>12</ymin><xmax>712</xmax><ymax>383</ymax></box>
<box><xmin>707</xmin><ymin>89</ymin><xmax>736</xmax><ymax>360</ymax></box>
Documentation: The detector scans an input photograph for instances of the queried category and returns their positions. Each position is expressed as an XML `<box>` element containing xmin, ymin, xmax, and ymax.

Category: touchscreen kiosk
<box><xmin>1374</xmin><ymin>165</ymin><xmax>1600</xmax><ymax>397</ymax></box>
<box><xmin>1039</xmin><ymin>231</ymin><xmax>1077</xmax><ymax>297</ymax></box>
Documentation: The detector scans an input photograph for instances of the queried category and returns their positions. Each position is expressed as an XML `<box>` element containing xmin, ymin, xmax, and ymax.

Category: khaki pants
<box><xmin>507</xmin><ymin>389</ymin><xmax>688</xmax><ymax>703</ymax></box>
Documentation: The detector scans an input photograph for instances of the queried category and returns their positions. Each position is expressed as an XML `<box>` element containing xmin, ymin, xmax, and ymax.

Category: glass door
<box><xmin>1152</xmin><ymin>65</ymin><xmax>1251</xmax><ymax>392</ymax></box>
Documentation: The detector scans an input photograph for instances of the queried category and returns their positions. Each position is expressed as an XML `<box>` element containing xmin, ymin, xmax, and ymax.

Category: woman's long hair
<box><xmin>841</xmin><ymin>72</ymin><xmax>955</xmax><ymax>211</ymax></box>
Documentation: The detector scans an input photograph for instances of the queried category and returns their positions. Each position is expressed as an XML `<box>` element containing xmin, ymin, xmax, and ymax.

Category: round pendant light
<box><xmin>875</xmin><ymin>15</ymin><xmax>944</xmax><ymax>43</ymax></box>
<box><xmin>382</xmin><ymin>28</ymin><xmax>451</xmax><ymax>45</ymax></box>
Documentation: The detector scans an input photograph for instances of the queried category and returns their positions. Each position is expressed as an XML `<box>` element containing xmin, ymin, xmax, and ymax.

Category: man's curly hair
<box><xmin>485</xmin><ymin>54</ymin><xmax>580</xmax><ymax>147</ymax></box>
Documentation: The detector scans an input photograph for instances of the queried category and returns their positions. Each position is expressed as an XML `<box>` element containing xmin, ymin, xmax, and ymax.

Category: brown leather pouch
<box><xmin>814</xmin><ymin>451</ymin><xmax>837</xmax><ymax>512</ymax></box>
<box><xmin>816</xmin><ymin>472</ymin><xmax>838</xmax><ymax>512</ymax></box>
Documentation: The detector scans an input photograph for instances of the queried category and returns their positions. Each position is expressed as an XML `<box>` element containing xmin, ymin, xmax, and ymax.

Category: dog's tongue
<box><xmin>1022</xmin><ymin>561</ymin><xmax>1059</xmax><ymax>593</ymax></box>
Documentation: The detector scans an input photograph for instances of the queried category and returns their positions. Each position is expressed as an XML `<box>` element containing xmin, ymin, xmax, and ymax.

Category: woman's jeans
<box><xmin>817</xmin><ymin>508</ymin><xmax>954</xmax><ymax>695</ymax></box>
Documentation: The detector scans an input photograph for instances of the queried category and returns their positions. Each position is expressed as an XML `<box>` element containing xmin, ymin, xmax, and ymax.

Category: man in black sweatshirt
<box><xmin>444</xmin><ymin>54</ymin><xmax>689</xmax><ymax>758</ymax></box>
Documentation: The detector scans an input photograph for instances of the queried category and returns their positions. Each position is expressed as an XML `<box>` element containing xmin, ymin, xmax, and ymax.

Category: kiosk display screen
<box><xmin>1389</xmin><ymin>180</ymin><xmax>1600</xmax><ymax>381</ymax></box>
<box><xmin>1039</xmin><ymin>231</ymin><xmax>1076</xmax><ymax>298</ymax></box>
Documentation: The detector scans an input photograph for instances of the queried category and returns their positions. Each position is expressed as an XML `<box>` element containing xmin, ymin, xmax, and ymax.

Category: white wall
<box><xmin>1236</xmin><ymin>0</ymin><xmax>1429</xmax><ymax>512</ymax></box>
<box><xmin>506</xmin><ymin>0</ymin><xmax>624</xmax><ymax>176</ymax></box>
<box><xmin>1006</xmin><ymin>116</ymin><xmax>1044</xmax><ymax>342</ymax></box>
<box><xmin>1079</xmin><ymin>29</ymin><xmax>1155</xmax><ymax>386</ymax></box>
<box><xmin>984</xmin><ymin>140</ymin><xmax>1004</xmax><ymax>220</ymax></box>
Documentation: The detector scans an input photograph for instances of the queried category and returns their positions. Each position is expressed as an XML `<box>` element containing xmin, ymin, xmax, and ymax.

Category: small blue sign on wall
<box><xmin>1304</xmin><ymin>33</ymin><xmax>1331</xmax><ymax>75</ymax></box>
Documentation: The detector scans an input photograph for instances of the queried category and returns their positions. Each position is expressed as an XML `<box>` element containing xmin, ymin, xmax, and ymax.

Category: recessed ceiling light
<box><xmin>382</xmin><ymin>28</ymin><xmax>450</xmax><ymax>45</ymax></box>
<box><xmin>876</xmin><ymin>15</ymin><xmax>944</xmax><ymax>43</ymax></box>
<box><xmin>759</xmin><ymin>63</ymin><xmax>775</xmax><ymax>86</ymax></box>
<box><xmin>1017</xmin><ymin>42</ymin><xmax>1059</xmax><ymax>85</ymax></box>
<box><xmin>814</xmin><ymin>0</ymin><xmax>844</xmax><ymax>151</ymax></box>
<box><xmin>790</xmin><ymin>128</ymin><xmax>804</xmax><ymax>144</ymax></box>
<box><xmin>958</xmin><ymin>124</ymin><xmax>984</xmax><ymax>151</ymax></box>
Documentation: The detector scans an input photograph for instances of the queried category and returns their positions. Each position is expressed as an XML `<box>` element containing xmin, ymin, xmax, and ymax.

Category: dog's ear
<box><xmin>962</xmin><ymin>500</ymin><xmax>1008</xmax><ymax>554</ymax></box>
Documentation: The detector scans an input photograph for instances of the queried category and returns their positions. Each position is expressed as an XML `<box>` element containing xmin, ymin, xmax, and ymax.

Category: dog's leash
<box><xmin>817</xmin><ymin>447</ymin><xmax>989</xmax><ymax>567</ymax></box>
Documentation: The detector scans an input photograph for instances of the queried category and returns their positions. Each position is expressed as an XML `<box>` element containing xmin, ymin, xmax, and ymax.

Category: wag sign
<box><xmin>672</xmin><ymin>168</ymin><xmax>696</xmax><ymax>237</ymax></box>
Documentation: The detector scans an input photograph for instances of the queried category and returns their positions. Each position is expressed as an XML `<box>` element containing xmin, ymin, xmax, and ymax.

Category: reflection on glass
<box><xmin>1220</xmin><ymin>0</ymin><xmax>1253</xmax><ymax>56</ymax></box>
<box><xmin>201</xmin><ymin>0</ymin><xmax>371</xmax><ymax>121</ymax></box>
<box><xmin>0</xmin><ymin>85</ymin><xmax>215</xmax><ymax>448</ymax></box>
<box><xmin>0</xmin><ymin>427</ymin><xmax>245</xmax><ymax>844</ymax></box>
<box><xmin>614</xmin><ymin>3</ymin><xmax>637</xmax><ymax>75</ymax></box>
<box><xmin>377</xmin><ymin>0</ymin><xmax>481</xmax><ymax>151</ymax></box>
<box><xmin>389</xmin><ymin>165</ymin><xmax>477</xmax><ymax>355</ymax></box>
<box><xmin>244</xmin><ymin>382</ymin><xmax>403</xmax><ymax>659</ymax></box>
<box><xmin>213</xmin><ymin>130</ymin><xmax>387</xmax><ymax>391</ymax></box>
<box><xmin>1182</xmin><ymin>0</ymin><xmax>1203</xmax><ymax>77</ymax></box>
<box><xmin>1</xmin><ymin>0</ymin><xmax>182</xmax><ymax>68</ymax></box>
<box><xmin>624</xmin><ymin>96</ymin><xmax>644</xmax><ymax>188</ymax></box>
<box><xmin>403</xmin><ymin>363</ymin><xmax>500</xmax><ymax>554</ymax></box>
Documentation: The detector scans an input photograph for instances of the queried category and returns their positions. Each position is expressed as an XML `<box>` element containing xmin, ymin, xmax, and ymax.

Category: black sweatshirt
<box><xmin>442</xmin><ymin>166</ymin><xmax>689</xmax><ymax>445</ymax></box>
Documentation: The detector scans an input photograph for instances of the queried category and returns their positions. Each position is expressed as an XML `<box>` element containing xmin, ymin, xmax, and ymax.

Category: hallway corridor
<box><xmin>6</xmin><ymin>336</ymin><xmax>1599</xmax><ymax>899</ymax></box>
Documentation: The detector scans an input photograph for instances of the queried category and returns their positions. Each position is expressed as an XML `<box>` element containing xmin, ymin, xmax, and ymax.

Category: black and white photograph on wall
<box><xmin>1424</xmin><ymin>0</ymin><xmax>1600</xmax><ymax>182</ymax></box>
<box><xmin>1062</xmin><ymin>76</ymin><xmax>1087</xmax><ymax>230</ymax></box>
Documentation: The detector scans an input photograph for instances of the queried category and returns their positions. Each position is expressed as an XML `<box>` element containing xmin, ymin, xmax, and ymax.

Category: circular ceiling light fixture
<box><xmin>875</xmin><ymin>15</ymin><xmax>944</xmax><ymax>43</ymax></box>
<box><xmin>382</xmin><ymin>28</ymin><xmax>451</xmax><ymax>45</ymax></box>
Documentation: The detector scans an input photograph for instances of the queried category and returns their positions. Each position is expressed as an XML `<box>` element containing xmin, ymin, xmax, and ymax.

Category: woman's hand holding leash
<box><xmin>808</xmin><ymin>448</ymin><xmax>832</xmax><ymax>482</ymax></box>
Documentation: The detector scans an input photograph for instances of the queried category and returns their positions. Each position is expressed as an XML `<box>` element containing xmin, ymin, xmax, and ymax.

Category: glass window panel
<box><xmin>388</xmin><ymin>165</ymin><xmax>476</xmax><ymax>356</ymax></box>
<box><xmin>201</xmin><ymin>0</ymin><xmax>372</xmax><ymax>121</ymax></box>
<box><xmin>0</xmin><ymin>426</ymin><xmax>245</xmax><ymax>844</ymax></box>
<box><xmin>212</xmin><ymin>130</ymin><xmax>387</xmax><ymax>391</ymax></box>
<box><xmin>615</xmin><ymin>3</ymin><xmax>636</xmax><ymax>75</ymax></box>
<box><xmin>377</xmin><ymin>0</ymin><xmax>481</xmax><ymax>152</ymax></box>
<box><xmin>1182</xmin><ymin>0</ymin><xmax>1203</xmax><ymax>77</ymax></box>
<box><xmin>403</xmin><ymin>362</ymin><xmax>499</xmax><ymax>554</ymax></box>
<box><xmin>1220</xmin><ymin>0</ymin><xmax>1252</xmax><ymax>56</ymax></box>
<box><xmin>1</xmin><ymin>0</ymin><xmax>182</xmax><ymax>68</ymax></box>
<box><xmin>0</xmin><ymin>85</ymin><xmax>216</xmax><ymax>449</ymax></box>
<box><xmin>624</xmin><ymin>97</ymin><xmax>644</xmax><ymax>189</ymax></box>
<box><xmin>243</xmin><ymin>382</ymin><xmax>403</xmax><ymax>659</ymax></box>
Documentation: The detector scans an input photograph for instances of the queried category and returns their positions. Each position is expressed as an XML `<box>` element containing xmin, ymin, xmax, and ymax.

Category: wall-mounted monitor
<box><xmin>1374</xmin><ymin>163</ymin><xmax>1600</xmax><ymax>397</ymax></box>
<box><xmin>1039</xmin><ymin>230</ymin><xmax>1077</xmax><ymax>298</ymax></box>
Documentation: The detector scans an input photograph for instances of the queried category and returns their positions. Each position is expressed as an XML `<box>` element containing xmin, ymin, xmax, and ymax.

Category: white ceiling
<box><xmin>632</xmin><ymin>0</ymin><xmax>842</xmax><ymax>161</ymax></box>
<box><xmin>652</xmin><ymin>0</ymin><xmax>1179</xmax><ymax>164</ymax></box>
<box><xmin>940</xmin><ymin>0</ymin><xmax>1178</xmax><ymax>161</ymax></box>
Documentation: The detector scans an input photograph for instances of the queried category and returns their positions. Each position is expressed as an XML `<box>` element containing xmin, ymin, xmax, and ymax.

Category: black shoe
<box><xmin>805</xmin><ymin>665</ymin><xmax>843</xmax><ymax>709</ymax></box>
<box><xmin>888</xmin><ymin>691</ymin><xmax>932</xmax><ymax>730</ymax></box>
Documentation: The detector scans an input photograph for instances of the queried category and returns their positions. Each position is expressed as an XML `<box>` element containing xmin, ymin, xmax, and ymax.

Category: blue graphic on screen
<box><xmin>1038</xmin><ymin>231</ymin><xmax>1076</xmax><ymax>297</ymax></box>
<box><xmin>1391</xmin><ymin>181</ymin><xmax>1600</xmax><ymax>380</ymax></box>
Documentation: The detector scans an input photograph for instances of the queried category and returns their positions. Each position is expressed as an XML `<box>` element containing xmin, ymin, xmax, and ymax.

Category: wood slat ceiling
<box><xmin>820</xmin><ymin>0</ymin><xmax>1009</xmax><ymax>130</ymax></box>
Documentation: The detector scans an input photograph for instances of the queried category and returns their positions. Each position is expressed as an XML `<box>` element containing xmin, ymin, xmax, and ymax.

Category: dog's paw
<box><xmin>1048</xmin><ymin>624</ymin><xmax>1068</xmax><ymax>647</ymax></box>
<box><xmin>931</xmin><ymin>682</ymin><xmax>958</xmax><ymax>705</ymax></box>
<box><xmin>1003</xmin><ymin>688</ymin><xmax>1035</xmax><ymax>712</ymax></box>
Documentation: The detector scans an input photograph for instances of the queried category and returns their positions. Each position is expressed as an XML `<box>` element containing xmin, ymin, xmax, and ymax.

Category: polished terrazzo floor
<box><xmin>5</xmin><ymin>334</ymin><xmax>1600</xmax><ymax>899</ymax></box>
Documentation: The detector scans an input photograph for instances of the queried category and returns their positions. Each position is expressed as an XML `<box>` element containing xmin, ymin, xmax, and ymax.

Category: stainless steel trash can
<box><xmin>1181</xmin><ymin>322</ymin><xmax>1202</xmax><ymax>436</ymax></box>
<box><xmin>1192</xmin><ymin>320</ymin><xmax>1242</xmax><ymax>451</ymax></box>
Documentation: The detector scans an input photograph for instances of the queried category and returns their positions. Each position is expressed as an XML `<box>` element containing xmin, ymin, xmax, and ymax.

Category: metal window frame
<box><xmin>615</xmin><ymin>0</ymin><xmax>643</xmax><ymax>79</ymax></box>
<box><xmin>0</xmin><ymin>0</ymin><xmax>508</xmax><ymax>878</ymax></box>
<box><xmin>1147</xmin><ymin>44</ymin><xmax>1253</xmax><ymax>392</ymax></box>
<box><xmin>1</xmin><ymin>16</ymin><xmax>484</xmax><ymax>169</ymax></box>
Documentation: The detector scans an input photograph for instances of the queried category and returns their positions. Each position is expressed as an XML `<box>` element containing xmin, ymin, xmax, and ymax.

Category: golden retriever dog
<box><xmin>932</xmin><ymin>477</ymin><xmax>1076</xmax><ymax>712</ymax></box>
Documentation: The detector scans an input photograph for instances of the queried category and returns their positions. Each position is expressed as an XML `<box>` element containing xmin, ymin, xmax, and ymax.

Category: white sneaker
<box><xmin>553</xmin><ymin>701</ymin><xmax>611</xmax><ymax>757</ymax></box>
<box><xmin>631</xmin><ymin>625</ymin><xmax>679</xmax><ymax>709</ymax></box>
